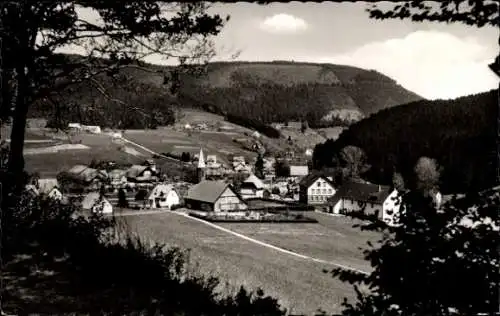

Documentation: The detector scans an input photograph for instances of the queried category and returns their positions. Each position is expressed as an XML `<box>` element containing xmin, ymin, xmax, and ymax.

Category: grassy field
<box><xmin>24</xmin><ymin>146</ymin><xmax>143</xmax><ymax>177</ymax></box>
<box><xmin>218</xmin><ymin>212</ymin><xmax>380</xmax><ymax>273</ymax></box>
<box><xmin>117</xmin><ymin>212</ymin><xmax>379</xmax><ymax>315</ymax></box>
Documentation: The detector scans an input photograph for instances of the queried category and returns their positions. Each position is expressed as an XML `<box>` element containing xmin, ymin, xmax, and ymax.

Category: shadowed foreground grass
<box><xmin>1</xmin><ymin>194</ymin><xmax>287</xmax><ymax>315</ymax></box>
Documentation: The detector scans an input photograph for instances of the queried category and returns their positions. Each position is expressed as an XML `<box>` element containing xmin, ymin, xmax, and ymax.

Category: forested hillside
<box><xmin>177</xmin><ymin>61</ymin><xmax>423</xmax><ymax>126</ymax></box>
<box><xmin>313</xmin><ymin>89</ymin><xmax>498</xmax><ymax>194</ymax></box>
<box><xmin>27</xmin><ymin>57</ymin><xmax>423</xmax><ymax>130</ymax></box>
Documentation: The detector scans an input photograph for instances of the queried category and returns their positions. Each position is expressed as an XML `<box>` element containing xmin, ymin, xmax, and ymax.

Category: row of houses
<box><xmin>27</xmin><ymin>178</ymin><xmax>182</xmax><ymax>214</ymax></box>
<box><xmin>60</xmin><ymin>159</ymin><xmax>161</xmax><ymax>192</ymax></box>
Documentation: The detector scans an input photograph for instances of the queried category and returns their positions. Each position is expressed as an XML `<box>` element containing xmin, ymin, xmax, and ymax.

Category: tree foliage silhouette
<box><xmin>0</xmin><ymin>1</ymin><xmax>226</xmax><ymax>200</ymax></box>
<box><xmin>255</xmin><ymin>154</ymin><xmax>264</xmax><ymax>179</ymax></box>
<box><xmin>328</xmin><ymin>4</ymin><xmax>500</xmax><ymax>316</ymax></box>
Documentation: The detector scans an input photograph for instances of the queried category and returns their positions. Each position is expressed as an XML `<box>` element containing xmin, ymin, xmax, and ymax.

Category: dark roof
<box><xmin>299</xmin><ymin>172</ymin><xmax>334</xmax><ymax>188</ymax></box>
<box><xmin>329</xmin><ymin>181</ymin><xmax>393</xmax><ymax>205</ymax></box>
<box><xmin>186</xmin><ymin>180</ymin><xmax>238</xmax><ymax>204</ymax></box>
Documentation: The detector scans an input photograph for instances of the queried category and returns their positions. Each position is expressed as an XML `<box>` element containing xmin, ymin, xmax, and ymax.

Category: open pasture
<box><xmin>217</xmin><ymin>213</ymin><xmax>380</xmax><ymax>273</ymax></box>
<box><xmin>23</xmin><ymin>134</ymin><xmax>144</xmax><ymax>177</ymax></box>
<box><xmin>116</xmin><ymin>211</ymin><xmax>373</xmax><ymax>315</ymax></box>
<box><xmin>122</xmin><ymin>129</ymin><xmax>198</xmax><ymax>154</ymax></box>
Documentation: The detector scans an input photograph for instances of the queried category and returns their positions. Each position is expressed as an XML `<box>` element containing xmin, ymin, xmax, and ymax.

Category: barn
<box><xmin>184</xmin><ymin>180</ymin><xmax>247</xmax><ymax>213</ymax></box>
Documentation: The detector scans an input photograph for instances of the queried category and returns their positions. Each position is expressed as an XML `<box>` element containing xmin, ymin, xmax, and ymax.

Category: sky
<box><xmin>203</xmin><ymin>2</ymin><xmax>499</xmax><ymax>100</ymax></box>
<box><xmin>62</xmin><ymin>2</ymin><xmax>499</xmax><ymax>100</ymax></box>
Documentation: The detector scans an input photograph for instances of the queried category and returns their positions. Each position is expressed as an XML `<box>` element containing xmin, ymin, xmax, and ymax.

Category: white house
<box><xmin>305</xmin><ymin>148</ymin><xmax>313</xmax><ymax>157</ymax></box>
<box><xmin>111</xmin><ymin>132</ymin><xmax>122</xmax><ymax>139</ymax></box>
<box><xmin>299</xmin><ymin>174</ymin><xmax>336</xmax><ymax>205</ymax></box>
<box><xmin>108</xmin><ymin>169</ymin><xmax>127</xmax><ymax>187</ymax></box>
<box><xmin>240</xmin><ymin>174</ymin><xmax>266</xmax><ymax>199</ymax></box>
<box><xmin>82</xmin><ymin>125</ymin><xmax>102</xmax><ymax>134</ymax></box>
<box><xmin>290</xmin><ymin>165</ymin><xmax>309</xmax><ymax>177</ymax></box>
<box><xmin>147</xmin><ymin>184</ymin><xmax>180</xmax><ymax>209</ymax></box>
<box><xmin>37</xmin><ymin>178</ymin><xmax>63</xmax><ymax>201</ymax></box>
<box><xmin>328</xmin><ymin>181</ymin><xmax>402</xmax><ymax>227</ymax></box>
<box><xmin>68</xmin><ymin>123</ymin><xmax>82</xmax><ymax>130</ymax></box>
<box><xmin>184</xmin><ymin>123</ymin><xmax>192</xmax><ymax>130</ymax></box>
<box><xmin>81</xmin><ymin>192</ymin><xmax>113</xmax><ymax>214</ymax></box>
<box><xmin>233</xmin><ymin>162</ymin><xmax>252</xmax><ymax>174</ymax></box>
<box><xmin>252</xmin><ymin>131</ymin><xmax>261</xmax><ymax>139</ymax></box>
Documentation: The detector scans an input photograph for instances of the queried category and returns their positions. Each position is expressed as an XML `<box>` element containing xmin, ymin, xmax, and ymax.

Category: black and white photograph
<box><xmin>0</xmin><ymin>1</ymin><xmax>498</xmax><ymax>315</ymax></box>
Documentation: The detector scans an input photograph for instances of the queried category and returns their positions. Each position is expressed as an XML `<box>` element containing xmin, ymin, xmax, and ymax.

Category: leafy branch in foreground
<box><xmin>328</xmin><ymin>181</ymin><xmax>498</xmax><ymax>316</ymax></box>
<box><xmin>0</xmin><ymin>1</ymin><xmax>228</xmax><ymax>199</ymax></box>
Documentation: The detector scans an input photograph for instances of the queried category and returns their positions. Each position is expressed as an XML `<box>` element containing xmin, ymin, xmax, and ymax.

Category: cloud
<box><xmin>318</xmin><ymin>30</ymin><xmax>498</xmax><ymax>100</ymax></box>
<box><xmin>259</xmin><ymin>13</ymin><xmax>308</xmax><ymax>34</ymax></box>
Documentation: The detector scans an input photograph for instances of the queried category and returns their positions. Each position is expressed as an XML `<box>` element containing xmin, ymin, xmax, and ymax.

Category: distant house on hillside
<box><xmin>64</xmin><ymin>165</ymin><xmax>108</xmax><ymax>191</ymax></box>
<box><xmin>240</xmin><ymin>174</ymin><xmax>266</xmax><ymax>199</ymax></box>
<box><xmin>328</xmin><ymin>181</ymin><xmax>401</xmax><ymax>227</ymax></box>
<box><xmin>290</xmin><ymin>165</ymin><xmax>309</xmax><ymax>177</ymax></box>
<box><xmin>147</xmin><ymin>184</ymin><xmax>179</xmax><ymax>209</ymax></box>
<box><xmin>285</xmin><ymin>121</ymin><xmax>302</xmax><ymax>130</ymax></box>
<box><xmin>305</xmin><ymin>148</ymin><xmax>313</xmax><ymax>157</ymax></box>
<box><xmin>184</xmin><ymin>180</ymin><xmax>247</xmax><ymax>213</ymax></box>
<box><xmin>68</xmin><ymin>123</ymin><xmax>82</xmax><ymax>130</ymax></box>
<box><xmin>299</xmin><ymin>174</ymin><xmax>336</xmax><ymax>205</ymax></box>
<box><xmin>126</xmin><ymin>165</ymin><xmax>158</xmax><ymax>183</ymax></box>
<box><xmin>82</xmin><ymin>125</ymin><xmax>102</xmax><ymax>134</ymax></box>
<box><xmin>81</xmin><ymin>192</ymin><xmax>113</xmax><ymax>214</ymax></box>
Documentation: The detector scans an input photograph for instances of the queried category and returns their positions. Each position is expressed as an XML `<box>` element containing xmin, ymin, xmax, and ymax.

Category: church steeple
<box><xmin>198</xmin><ymin>148</ymin><xmax>206</xmax><ymax>168</ymax></box>
<box><xmin>196</xmin><ymin>148</ymin><xmax>206</xmax><ymax>183</ymax></box>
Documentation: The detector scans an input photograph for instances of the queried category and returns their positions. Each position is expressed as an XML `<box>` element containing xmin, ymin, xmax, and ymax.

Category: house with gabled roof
<box><xmin>147</xmin><ymin>183</ymin><xmax>180</xmax><ymax>209</ymax></box>
<box><xmin>81</xmin><ymin>192</ymin><xmax>113</xmax><ymax>214</ymax></box>
<box><xmin>125</xmin><ymin>165</ymin><xmax>158</xmax><ymax>183</ymax></box>
<box><xmin>240</xmin><ymin>173</ymin><xmax>266</xmax><ymax>199</ymax></box>
<box><xmin>327</xmin><ymin>181</ymin><xmax>402</xmax><ymax>226</ymax></box>
<box><xmin>65</xmin><ymin>164</ymin><xmax>108</xmax><ymax>190</ymax></box>
<box><xmin>36</xmin><ymin>178</ymin><xmax>63</xmax><ymax>201</ymax></box>
<box><xmin>299</xmin><ymin>173</ymin><xmax>336</xmax><ymax>205</ymax></box>
<box><xmin>184</xmin><ymin>180</ymin><xmax>247</xmax><ymax>213</ymax></box>
<box><xmin>108</xmin><ymin>169</ymin><xmax>127</xmax><ymax>187</ymax></box>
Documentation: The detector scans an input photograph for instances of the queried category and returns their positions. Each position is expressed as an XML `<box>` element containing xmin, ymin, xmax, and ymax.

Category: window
<box><xmin>322</xmin><ymin>189</ymin><xmax>326</xmax><ymax>194</ymax></box>
<box><xmin>317</xmin><ymin>182</ymin><xmax>321</xmax><ymax>187</ymax></box>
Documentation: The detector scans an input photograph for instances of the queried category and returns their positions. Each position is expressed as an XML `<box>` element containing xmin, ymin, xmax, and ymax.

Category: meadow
<box><xmin>117</xmin><ymin>211</ymin><xmax>379</xmax><ymax>315</ymax></box>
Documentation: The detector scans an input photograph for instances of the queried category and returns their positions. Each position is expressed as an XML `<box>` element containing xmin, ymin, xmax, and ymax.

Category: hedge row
<box><xmin>188</xmin><ymin>212</ymin><xmax>318</xmax><ymax>223</ymax></box>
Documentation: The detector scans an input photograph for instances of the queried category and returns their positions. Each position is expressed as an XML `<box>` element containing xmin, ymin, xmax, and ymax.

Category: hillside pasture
<box><xmin>316</xmin><ymin>127</ymin><xmax>346</xmax><ymax>140</ymax></box>
<box><xmin>278</xmin><ymin>128</ymin><xmax>326</xmax><ymax>151</ymax></box>
<box><xmin>117</xmin><ymin>211</ymin><xmax>366</xmax><ymax>315</ymax></box>
<box><xmin>24</xmin><ymin>146</ymin><xmax>143</xmax><ymax>177</ymax></box>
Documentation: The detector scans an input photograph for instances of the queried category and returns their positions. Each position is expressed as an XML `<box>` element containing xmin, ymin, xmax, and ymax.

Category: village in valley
<box><xmin>2</xmin><ymin>1</ymin><xmax>497</xmax><ymax>315</ymax></box>
<box><xmin>22</xmin><ymin>116</ymin><xmax>419</xmax><ymax>228</ymax></box>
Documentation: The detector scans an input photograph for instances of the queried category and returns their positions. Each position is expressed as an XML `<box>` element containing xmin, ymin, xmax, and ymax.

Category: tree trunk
<box><xmin>0</xmin><ymin>68</ymin><xmax>12</xmax><ymax>123</ymax></box>
<box><xmin>7</xmin><ymin>66</ymin><xmax>28</xmax><ymax>179</ymax></box>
